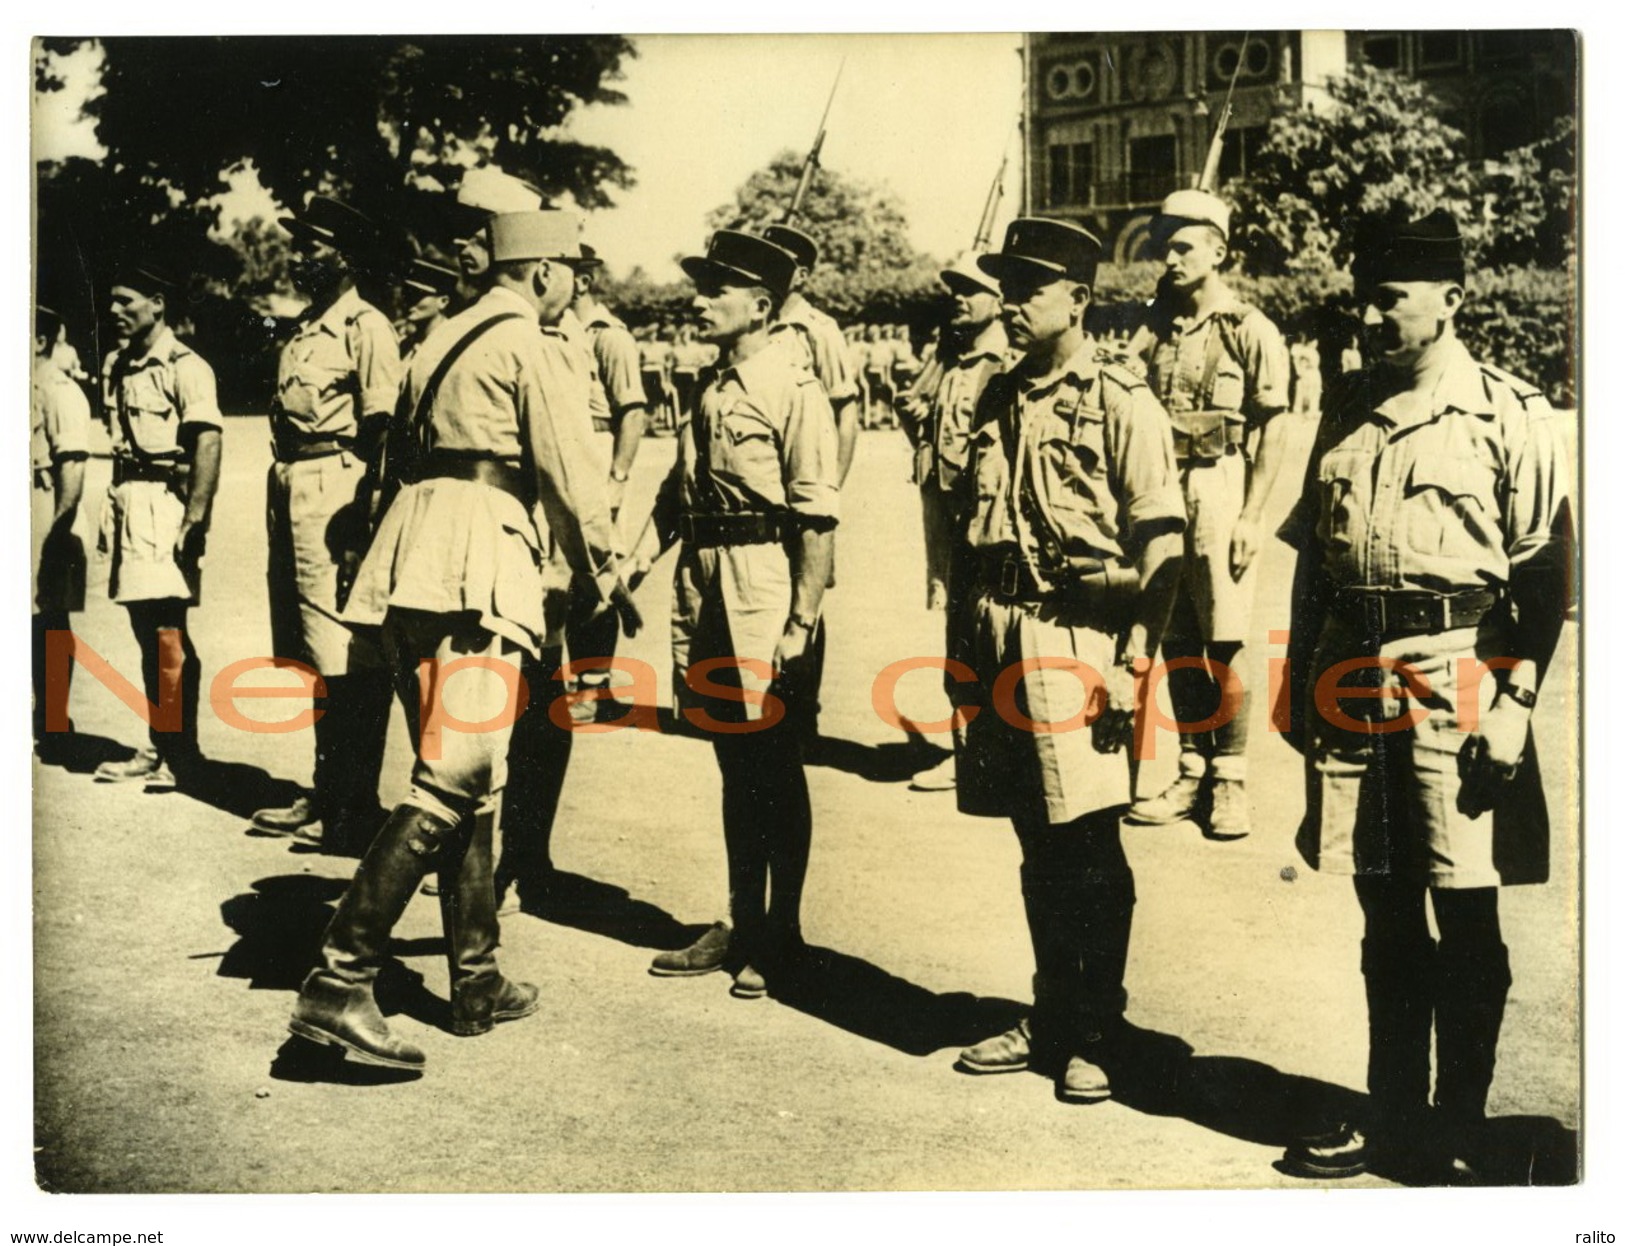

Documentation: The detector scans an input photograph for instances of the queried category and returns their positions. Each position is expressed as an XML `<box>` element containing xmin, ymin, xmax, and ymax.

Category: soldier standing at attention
<box><xmin>92</xmin><ymin>261</ymin><xmax>223</xmax><ymax>791</ymax></box>
<box><xmin>31</xmin><ymin>305</ymin><xmax>92</xmax><ymax>762</ymax></box>
<box><xmin>1278</xmin><ymin>211</ymin><xmax>1572</xmax><ymax>1182</ymax></box>
<box><xmin>250</xmin><ymin>197</ymin><xmax>403</xmax><ymax>855</ymax></box>
<box><xmin>628</xmin><ymin>230</ymin><xmax>839</xmax><ymax>999</ymax></box>
<box><xmin>1123</xmin><ymin>189</ymin><xmax>1291</xmax><ymax>841</ymax></box>
<box><xmin>952</xmin><ymin>219</ymin><xmax>1184</xmax><ymax>1104</ymax></box>
<box><xmin>286</xmin><ymin>210</ymin><xmax>634</xmax><ymax>1071</ymax></box>
<box><xmin>898</xmin><ymin>252</ymin><xmax>1011</xmax><ymax>793</ymax></box>
<box><xmin>398</xmin><ymin>260</ymin><xmax>459</xmax><ymax>365</ymax></box>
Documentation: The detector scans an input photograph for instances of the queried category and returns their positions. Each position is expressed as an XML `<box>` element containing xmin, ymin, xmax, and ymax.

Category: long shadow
<box><xmin>34</xmin><ymin>730</ymin><xmax>135</xmax><ymax>775</ymax></box>
<box><xmin>512</xmin><ymin>869</ymin><xmax>706</xmax><ymax>952</ymax></box>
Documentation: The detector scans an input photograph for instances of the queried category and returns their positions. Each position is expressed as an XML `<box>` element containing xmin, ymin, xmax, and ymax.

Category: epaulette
<box><xmin>1099</xmin><ymin>360</ymin><xmax>1148</xmax><ymax>394</ymax></box>
<box><xmin>1478</xmin><ymin>362</ymin><xmax>1548</xmax><ymax>411</ymax></box>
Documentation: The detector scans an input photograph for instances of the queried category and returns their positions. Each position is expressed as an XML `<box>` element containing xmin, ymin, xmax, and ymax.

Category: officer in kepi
<box><xmin>251</xmin><ymin>195</ymin><xmax>403</xmax><ymax>856</ymax></box>
<box><xmin>952</xmin><ymin>219</ymin><xmax>1185</xmax><ymax>1103</ymax></box>
<box><xmin>92</xmin><ymin>260</ymin><xmax>223</xmax><ymax>792</ymax></box>
<box><xmin>1277</xmin><ymin>210</ymin><xmax>1573</xmax><ymax>1182</ymax></box>
<box><xmin>627</xmin><ymin>229</ymin><xmax>840</xmax><ymax>1000</ymax></box>
<box><xmin>1124</xmin><ymin>189</ymin><xmax>1291</xmax><ymax>841</ymax></box>
<box><xmin>285</xmin><ymin>210</ymin><xmax>635</xmax><ymax>1072</ymax></box>
<box><xmin>398</xmin><ymin>259</ymin><xmax>460</xmax><ymax>364</ymax></box>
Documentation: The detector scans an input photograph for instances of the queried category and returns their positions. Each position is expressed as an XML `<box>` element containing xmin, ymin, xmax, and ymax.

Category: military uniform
<box><xmin>98</xmin><ymin>319</ymin><xmax>222</xmax><ymax>778</ymax></box>
<box><xmin>1279</xmin><ymin>211</ymin><xmax>1573</xmax><ymax>1180</ymax></box>
<box><xmin>954</xmin><ymin>219</ymin><xmax>1185</xmax><ymax>1103</ymax></box>
<box><xmin>643</xmin><ymin>229</ymin><xmax>839</xmax><ymax>996</ymax></box>
<box><xmin>31</xmin><ymin>336</ymin><xmax>92</xmax><ymax>750</ymax></box>
<box><xmin>255</xmin><ymin>196</ymin><xmax>403</xmax><ymax>852</ymax></box>
<box><xmin>1126</xmin><ymin>189</ymin><xmax>1290</xmax><ymax>839</ymax></box>
<box><xmin>290</xmin><ymin>211</ymin><xmax>622</xmax><ymax>1071</ymax></box>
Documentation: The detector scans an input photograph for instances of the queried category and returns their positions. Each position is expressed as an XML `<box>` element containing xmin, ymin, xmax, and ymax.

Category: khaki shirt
<box><xmin>1279</xmin><ymin>336</ymin><xmax>1571</xmax><ymax>595</ymax></box>
<box><xmin>105</xmin><ymin>327</ymin><xmax>223</xmax><ymax>461</ymax></box>
<box><xmin>770</xmin><ymin>292</ymin><xmax>859</xmax><ymax>405</ymax></box>
<box><xmin>1132</xmin><ymin>288</ymin><xmax>1289</xmax><ymax>424</ymax></box>
<box><xmin>32</xmin><ymin>357</ymin><xmax>92</xmax><ymax>476</ymax></box>
<box><xmin>272</xmin><ymin>288</ymin><xmax>401</xmax><ymax>442</ymax></box>
<box><xmin>908</xmin><ymin>320</ymin><xmax>1010</xmax><ymax>492</ymax></box>
<box><xmin>964</xmin><ymin>342</ymin><xmax>1184</xmax><ymax>587</ymax></box>
<box><xmin>581</xmin><ymin>304</ymin><xmax>646</xmax><ymax>423</ymax></box>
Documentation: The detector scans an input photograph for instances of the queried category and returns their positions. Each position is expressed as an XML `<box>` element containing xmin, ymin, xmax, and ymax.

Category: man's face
<box><xmin>999</xmin><ymin>266</ymin><xmax>1081</xmax><ymax>351</ymax></box>
<box><xmin>406</xmin><ymin>292</ymin><xmax>447</xmax><ymax>325</ymax></box>
<box><xmin>1359</xmin><ymin>280</ymin><xmax>1462</xmax><ymax>368</ymax></box>
<box><xmin>534</xmin><ymin>260</ymin><xmax>574</xmax><ymax>324</ymax></box>
<box><xmin>288</xmin><ymin>236</ymin><xmax>346</xmax><ymax>297</ymax></box>
<box><xmin>1160</xmin><ymin>222</ymin><xmax>1226</xmax><ymax>291</ymax></box>
<box><xmin>109</xmin><ymin>285</ymin><xmax>160</xmax><ymax>341</ymax></box>
<box><xmin>456</xmin><ymin>232</ymin><xmax>491</xmax><ymax>279</ymax></box>
<box><xmin>570</xmin><ymin>268</ymin><xmax>592</xmax><ymax>308</ymax></box>
<box><xmin>947</xmin><ymin>283</ymin><xmax>999</xmax><ymax>331</ymax></box>
<box><xmin>691</xmin><ymin>278</ymin><xmax>765</xmax><ymax>344</ymax></box>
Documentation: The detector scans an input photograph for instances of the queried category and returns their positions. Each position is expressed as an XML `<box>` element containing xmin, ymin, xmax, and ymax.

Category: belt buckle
<box><xmin>1440</xmin><ymin>594</ymin><xmax>1454</xmax><ymax>630</ymax></box>
<box><xmin>999</xmin><ymin>558</ymin><xmax>1021</xmax><ymax>599</ymax></box>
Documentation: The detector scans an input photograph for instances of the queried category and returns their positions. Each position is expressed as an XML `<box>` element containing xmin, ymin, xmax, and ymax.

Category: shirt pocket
<box><xmin>1035</xmin><ymin>409</ymin><xmax>1111</xmax><ymax>557</ymax></box>
<box><xmin>712</xmin><ymin>407</ymin><xmax>781</xmax><ymax>503</ymax></box>
<box><xmin>1402</xmin><ymin>456</ymin><xmax>1500</xmax><ymax>566</ymax></box>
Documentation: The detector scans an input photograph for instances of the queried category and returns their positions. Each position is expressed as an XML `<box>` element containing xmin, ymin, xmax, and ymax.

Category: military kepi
<box><xmin>1354</xmin><ymin>208</ymin><xmax>1467</xmax><ymax>287</ymax></box>
<box><xmin>681</xmin><ymin>230</ymin><xmax>798</xmax><ymax>301</ymax></box>
<box><xmin>488</xmin><ymin>210</ymin><xmax>583</xmax><ymax>263</ymax></box>
<box><xmin>762</xmin><ymin>224</ymin><xmax>819</xmax><ymax>271</ymax></box>
<box><xmin>280</xmin><ymin>194</ymin><xmax>383</xmax><ymax>257</ymax></box>
<box><xmin>402</xmin><ymin>260</ymin><xmax>460</xmax><ymax>298</ymax></box>
<box><xmin>111</xmin><ymin>258</ymin><xmax>179</xmax><ymax>297</ymax></box>
<box><xmin>978</xmin><ymin>218</ymin><xmax>1103</xmax><ymax>284</ymax></box>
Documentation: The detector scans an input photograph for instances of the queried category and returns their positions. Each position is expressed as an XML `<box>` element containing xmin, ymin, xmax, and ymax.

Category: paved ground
<box><xmin>31</xmin><ymin>411</ymin><xmax>1580</xmax><ymax>1196</ymax></box>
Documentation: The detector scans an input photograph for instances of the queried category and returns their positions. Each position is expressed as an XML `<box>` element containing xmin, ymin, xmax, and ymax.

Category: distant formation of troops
<box><xmin>32</xmin><ymin>169</ymin><xmax>1572</xmax><ymax>1185</ymax></box>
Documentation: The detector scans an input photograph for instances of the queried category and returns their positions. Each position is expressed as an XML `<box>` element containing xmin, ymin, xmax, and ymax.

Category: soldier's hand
<box><xmin>774</xmin><ymin>618</ymin><xmax>813</xmax><ymax>674</ymax></box>
<box><xmin>1229</xmin><ymin>515</ymin><xmax>1261</xmax><ymax>582</ymax></box>
<box><xmin>1457</xmin><ymin>699</ymin><xmax>1531</xmax><ymax>817</ymax></box>
<box><xmin>174</xmin><ymin>518</ymin><xmax>206</xmax><ymax>567</ymax></box>
<box><xmin>1093</xmin><ymin>658</ymin><xmax>1140</xmax><ymax>754</ymax></box>
<box><xmin>610</xmin><ymin>579</ymin><xmax>643</xmax><ymax>639</ymax></box>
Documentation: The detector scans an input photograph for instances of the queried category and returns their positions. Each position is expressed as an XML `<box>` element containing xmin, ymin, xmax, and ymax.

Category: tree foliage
<box><xmin>705</xmin><ymin>151</ymin><xmax>940</xmax><ymax>322</ymax></box>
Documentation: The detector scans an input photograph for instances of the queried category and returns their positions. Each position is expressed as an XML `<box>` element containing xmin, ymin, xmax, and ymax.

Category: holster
<box><xmin>1169</xmin><ymin>410</ymin><xmax>1244</xmax><ymax>464</ymax></box>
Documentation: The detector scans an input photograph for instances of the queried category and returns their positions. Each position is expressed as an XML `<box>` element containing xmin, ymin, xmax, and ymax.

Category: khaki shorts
<box><xmin>1175</xmin><ymin>452</ymin><xmax>1256</xmax><ymax>644</ymax></box>
<box><xmin>100</xmin><ymin>480</ymin><xmax>196</xmax><ymax>604</ymax></box>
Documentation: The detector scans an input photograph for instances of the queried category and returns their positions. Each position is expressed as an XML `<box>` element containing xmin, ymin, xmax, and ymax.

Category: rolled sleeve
<box><xmin>782</xmin><ymin>377</ymin><xmax>841</xmax><ymax>524</ymax></box>
<box><xmin>1108</xmin><ymin>384</ymin><xmax>1184</xmax><ymax>543</ymax></box>
<box><xmin>1503</xmin><ymin>395</ymin><xmax>1573</xmax><ymax>571</ymax></box>
<box><xmin>47</xmin><ymin>383</ymin><xmax>92</xmax><ymax>459</ymax></box>
<box><xmin>173</xmin><ymin>353</ymin><xmax>224</xmax><ymax>429</ymax></box>
<box><xmin>353</xmin><ymin>311</ymin><xmax>405</xmax><ymax>419</ymax></box>
<box><xmin>594</xmin><ymin>326</ymin><xmax>646</xmax><ymax>414</ymax></box>
<box><xmin>1239</xmin><ymin>311</ymin><xmax>1291</xmax><ymax>422</ymax></box>
<box><xmin>806</xmin><ymin>322</ymin><xmax>859</xmax><ymax>404</ymax></box>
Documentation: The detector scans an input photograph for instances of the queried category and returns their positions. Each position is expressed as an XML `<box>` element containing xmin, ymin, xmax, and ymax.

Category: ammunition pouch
<box><xmin>1170</xmin><ymin>409</ymin><xmax>1246</xmax><ymax>465</ymax></box>
<box><xmin>976</xmin><ymin>549</ymin><xmax>1140</xmax><ymax>630</ymax></box>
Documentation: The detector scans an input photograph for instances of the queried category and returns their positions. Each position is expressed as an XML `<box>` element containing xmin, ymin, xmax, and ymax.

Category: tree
<box><xmin>1229</xmin><ymin>64</ymin><xmax>1482</xmax><ymax>276</ymax></box>
<box><xmin>705</xmin><ymin>152</ymin><xmax>940</xmax><ymax>322</ymax></box>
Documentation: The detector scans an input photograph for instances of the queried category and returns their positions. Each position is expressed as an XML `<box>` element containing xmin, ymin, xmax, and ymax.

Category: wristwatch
<box><xmin>1500</xmin><ymin>684</ymin><xmax>1538</xmax><ymax>711</ymax></box>
<box><xmin>787</xmin><ymin>612</ymin><xmax>819</xmax><ymax>634</ymax></box>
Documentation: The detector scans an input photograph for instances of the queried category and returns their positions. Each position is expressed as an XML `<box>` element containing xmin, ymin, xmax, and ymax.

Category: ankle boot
<box><xmin>288</xmin><ymin>804</ymin><xmax>459</xmax><ymax>1066</ymax></box>
<box><xmin>1434</xmin><ymin>938</ymin><xmax>1512</xmax><ymax>1173</ymax></box>
<box><xmin>439</xmin><ymin>803</ymin><xmax>538</xmax><ymax>1036</ymax></box>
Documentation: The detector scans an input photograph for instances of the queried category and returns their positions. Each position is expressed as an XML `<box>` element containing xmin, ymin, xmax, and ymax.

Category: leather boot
<box><xmin>1361</xmin><ymin>936</ymin><xmax>1438</xmax><ymax>1174</ymax></box>
<box><xmin>1434</xmin><ymin>938</ymin><xmax>1511</xmax><ymax>1180</ymax></box>
<box><xmin>439</xmin><ymin>802</ymin><xmax>539</xmax><ymax>1036</ymax></box>
<box><xmin>287</xmin><ymin>804</ymin><xmax>460</xmax><ymax>1068</ymax></box>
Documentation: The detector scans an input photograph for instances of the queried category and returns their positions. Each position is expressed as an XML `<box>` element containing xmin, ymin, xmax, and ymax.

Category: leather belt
<box><xmin>680</xmin><ymin>511</ymin><xmax>791</xmax><ymax>548</ymax></box>
<box><xmin>272</xmin><ymin>431</ymin><xmax>356</xmax><ymax>462</ymax></box>
<box><xmin>1334</xmin><ymin>586</ymin><xmax>1504</xmax><ymax>638</ymax></box>
<box><xmin>412</xmin><ymin>452</ymin><xmax>532</xmax><ymax>505</ymax></box>
<box><xmin>975</xmin><ymin>549</ymin><xmax>1118</xmax><ymax>604</ymax></box>
<box><xmin>112</xmin><ymin>456</ymin><xmax>186</xmax><ymax>486</ymax></box>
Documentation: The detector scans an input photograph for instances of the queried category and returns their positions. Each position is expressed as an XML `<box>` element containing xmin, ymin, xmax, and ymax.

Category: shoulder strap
<box><xmin>406</xmin><ymin>312</ymin><xmax>523</xmax><ymax>450</ymax></box>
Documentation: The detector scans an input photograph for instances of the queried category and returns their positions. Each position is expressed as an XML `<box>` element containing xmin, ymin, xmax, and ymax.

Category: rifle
<box><xmin>783</xmin><ymin>58</ymin><xmax>846</xmax><ymax>225</ymax></box>
<box><xmin>1197</xmin><ymin>32</ymin><xmax>1250</xmax><ymax>193</ymax></box>
<box><xmin>973</xmin><ymin>117</ymin><xmax>1019</xmax><ymax>250</ymax></box>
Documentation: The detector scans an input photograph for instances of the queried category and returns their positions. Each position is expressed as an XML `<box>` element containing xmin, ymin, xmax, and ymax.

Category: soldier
<box><xmin>31</xmin><ymin>305</ymin><xmax>91</xmax><ymax>762</ymax></box>
<box><xmin>861</xmin><ymin>323</ymin><xmax>894</xmax><ymax>427</ymax></box>
<box><xmin>638</xmin><ymin>321</ymin><xmax>677</xmax><ymax>433</ymax></box>
<box><xmin>627</xmin><ymin>229</ymin><xmax>839</xmax><ymax>998</ymax></box>
<box><xmin>898</xmin><ymin>252</ymin><xmax>1011</xmax><ymax>793</ymax></box>
<box><xmin>951</xmin><ymin>219</ymin><xmax>1184</xmax><ymax>1104</ymax></box>
<box><xmin>1277</xmin><ymin>211</ymin><xmax>1572</xmax><ymax>1181</ymax></box>
<box><xmin>286</xmin><ymin>210</ymin><xmax>635</xmax><ymax>1071</ymax></box>
<box><xmin>250</xmin><ymin>196</ymin><xmax>403</xmax><ymax>855</ymax></box>
<box><xmin>561</xmin><ymin>242</ymin><xmax>649</xmax><ymax>722</ymax></box>
<box><xmin>1123</xmin><ymin>189</ymin><xmax>1291</xmax><ymax>841</ymax></box>
<box><xmin>398</xmin><ymin>259</ymin><xmax>459</xmax><ymax>364</ymax></box>
<box><xmin>91</xmin><ymin>261</ymin><xmax>223</xmax><ymax>791</ymax></box>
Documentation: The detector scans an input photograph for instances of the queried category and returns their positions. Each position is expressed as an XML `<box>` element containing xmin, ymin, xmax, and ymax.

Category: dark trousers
<box><xmin>1354</xmin><ymin>875</ymin><xmax>1509</xmax><ymax>1139</ymax></box>
<box><xmin>125</xmin><ymin>598</ymin><xmax>200</xmax><ymax>764</ymax></box>
<box><xmin>714</xmin><ymin>719</ymin><xmax>812</xmax><ymax>970</ymax></box>
<box><xmin>31</xmin><ymin>611</ymin><xmax>72</xmax><ymax>739</ymax></box>
<box><xmin>565</xmin><ymin>580</ymin><xmax>620</xmax><ymax>691</ymax></box>
<box><xmin>495</xmin><ymin>647</ymin><xmax>575</xmax><ymax>897</ymax></box>
<box><xmin>1012</xmin><ymin>807</ymin><xmax>1137</xmax><ymax>1059</ymax></box>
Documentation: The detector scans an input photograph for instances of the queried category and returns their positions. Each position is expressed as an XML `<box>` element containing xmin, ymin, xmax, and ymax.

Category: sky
<box><xmin>31</xmin><ymin>33</ymin><xmax>1024</xmax><ymax>283</ymax></box>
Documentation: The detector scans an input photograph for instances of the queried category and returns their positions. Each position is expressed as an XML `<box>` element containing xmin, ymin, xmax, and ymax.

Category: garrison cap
<box><xmin>940</xmin><ymin>250</ymin><xmax>1000</xmax><ymax>297</ymax></box>
<box><xmin>1156</xmin><ymin>188</ymin><xmax>1231</xmax><ymax>242</ymax></box>
<box><xmin>110</xmin><ymin>258</ymin><xmax>180</xmax><ymax>297</ymax></box>
<box><xmin>1352</xmin><ymin>209</ymin><xmax>1467</xmax><ymax>287</ymax></box>
<box><xmin>762</xmin><ymin>224</ymin><xmax>819</xmax><ymax>271</ymax></box>
<box><xmin>488</xmin><ymin>210</ymin><xmax>584</xmax><ymax>263</ymax></box>
<box><xmin>979</xmin><ymin>218</ymin><xmax>1103</xmax><ymax>284</ymax></box>
<box><xmin>681</xmin><ymin>230</ymin><xmax>798</xmax><ymax>301</ymax></box>
<box><xmin>279</xmin><ymin>195</ymin><xmax>384</xmax><ymax>258</ymax></box>
<box><xmin>402</xmin><ymin>259</ymin><xmax>460</xmax><ymax>298</ymax></box>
